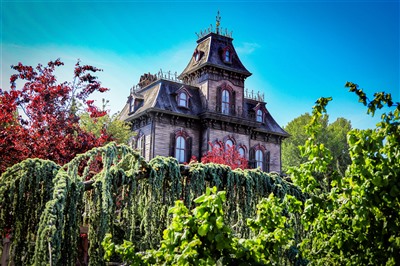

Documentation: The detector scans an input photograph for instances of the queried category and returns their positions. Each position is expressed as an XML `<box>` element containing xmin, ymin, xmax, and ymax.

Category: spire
<box><xmin>194</xmin><ymin>10</ymin><xmax>233</xmax><ymax>40</ymax></box>
<box><xmin>216</xmin><ymin>10</ymin><xmax>221</xmax><ymax>34</ymax></box>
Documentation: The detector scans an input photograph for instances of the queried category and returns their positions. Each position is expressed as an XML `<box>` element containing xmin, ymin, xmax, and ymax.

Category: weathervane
<box><xmin>216</xmin><ymin>10</ymin><xmax>221</xmax><ymax>34</ymax></box>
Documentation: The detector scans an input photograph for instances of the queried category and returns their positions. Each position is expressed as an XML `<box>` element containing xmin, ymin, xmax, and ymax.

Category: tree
<box><xmin>325</xmin><ymin>117</ymin><xmax>352</xmax><ymax>175</ymax></box>
<box><xmin>80</xmin><ymin>102</ymin><xmax>134</xmax><ymax>144</ymax></box>
<box><xmin>281</xmin><ymin>113</ymin><xmax>351</xmax><ymax>175</ymax></box>
<box><xmin>290</xmin><ymin>83</ymin><xmax>400</xmax><ymax>265</ymax></box>
<box><xmin>200</xmin><ymin>142</ymin><xmax>248</xmax><ymax>170</ymax></box>
<box><xmin>0</xmin><ymin>59</ymin><xmax>111</xmax><ymax>173</ymax></box>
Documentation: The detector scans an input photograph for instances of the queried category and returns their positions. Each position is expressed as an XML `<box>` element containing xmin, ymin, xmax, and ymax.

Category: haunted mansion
<box><xmin>119</xmin><ymin>15</ymin><xmax>289</xmax><ymax>173</ymax></box>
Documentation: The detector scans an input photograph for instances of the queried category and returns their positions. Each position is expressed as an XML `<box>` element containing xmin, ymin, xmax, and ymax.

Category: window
<box><xmin>256</xmin><ymin>109</ymin><xmax>263</xmax><ymax>122</ymax></box>
<box><xmin>129</xmin><ymin>97</ymin><xmax>134</xmax><ymax>113</ymax></box>
<box><xmin>249</xmin><ymin>144</ymin><xmax>267</xmax><ymax>171</ymax></box>
<box><xmin>178</xmin><ymin>92</ymin><xmax>188</xmax><ymax>107</ymax></box>
<box><xmin>171</xmin><ymin>130</ymin><xmax>192</xmax><ymax>163</ymax></box>
<box><xmin>193</xmin><ymin>49</ymin><xmax>203</xmax><ymax>62</ymax></box>
<box><xmin>136</xmin><ymin>134</ymin><xmax>145</xmax><ymax>157</ymax></box>
<box><xmin>256</xmin><ymin>150</ymin><xmax>263</xmax><ymax>169</ymax></box>
<box><xmin>225</xmin><ymin>139</ymin><xmax>234</xmax><ymax>149</ymax></box>
<box><xmin>238</xmin><ymin>147</ymin><xmax>245</xmax><ymax>158</ymax></box>
<box><xmin>175</xmin><ymin>136</ymin><xmax>185</xmax><ymax>163</ymax></box>
<box><xmin>222</xmin><ymin>89</ymin><xmax>230</xmax><ymax>114</ymax></box>
<box><xmin>225</xmin><ymin>50</ymin><xmax>230</xmax><ymax>62</ymax></box>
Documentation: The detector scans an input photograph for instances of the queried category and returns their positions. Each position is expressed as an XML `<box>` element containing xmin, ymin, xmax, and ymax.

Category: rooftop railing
<box><xmin>131</xmin><ymin>69</ymin><xmax>182</xmax><ymax>94</ymax></box>
<box><xmin>244</xmin><ymin>89</ymin><xmax>265</xmax><ymax>102</ymax></box>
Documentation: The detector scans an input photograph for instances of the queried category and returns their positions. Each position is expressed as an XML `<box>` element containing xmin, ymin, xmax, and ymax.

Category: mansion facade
<box><xmin>119</xmin><ymin>20</ymin><xmax>289</xmax><ymax>173</ymax></box>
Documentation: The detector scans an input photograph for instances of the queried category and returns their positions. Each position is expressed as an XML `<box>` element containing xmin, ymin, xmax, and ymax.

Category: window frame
<box><xmin>255</xmin><ymin>149</ymin><xmax>263</xmax><ymax>169</ymax></box>
<box><xmin>221</xmin><ymin>89</ymin><xmax>230</xmax><ymax>114</ymax></box>
<box><xmin>222</xmin><ymin>46</ymin><xmax>233</xmax><ymax>63</ymax></box>
<box><xmin>175</xmin><ymin>136</ymin><xmax>186</xmax><ymax>163</ymax></box>
<box><xmin>170</xmin><ymin>130</ymin><xmax>192</xmax><ymax>163</ymax></box>
<box><xmin>256</xmin><ymin>109</ymin><xmax>263</xmax><ymax>122</ymax></box>
<box><xmin>178</xmin><ymin>91</ymin><xmax>188</xmax><ymax>107</ymax></box>
<box><xmin>249</xmin><ymin>144</ymin><xmax>269</xmax><ymax>172</ymax></box>
<box><xmin>237</xmin><ymin>145</ymin><xmax>246</xmax><ymax>159</ymax></box>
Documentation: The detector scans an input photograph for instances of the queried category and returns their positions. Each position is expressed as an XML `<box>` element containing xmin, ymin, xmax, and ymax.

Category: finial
<box><xmin>216</xmin><ymin>10</ymin><xmax>221</xmax><ymax>34</ymax></box>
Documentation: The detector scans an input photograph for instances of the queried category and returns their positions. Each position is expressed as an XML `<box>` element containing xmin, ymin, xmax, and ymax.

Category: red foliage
<box><xmin>0</xmin><ymin>59</ymin><xmax>111</xmax><ymax>174</ymax></box>
<box><xmin>201</xmin><ymin>142</ymin><xmax>248</xmax><ymax>170</ymax></box>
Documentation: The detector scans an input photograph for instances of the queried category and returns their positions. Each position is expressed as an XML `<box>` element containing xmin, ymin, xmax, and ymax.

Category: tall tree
<box><xmin>281</xmin><ymin>113</ymin><xmax>351</xmax><ymax>175</ymax></box>
<box><xmin>0</xmin><ymin>59</ymin><xmax>111</xmax><ymax>173</ymax></box>
<box><xmin>325</xmin><ymin>117</ymin><xmax>352</xmax><ymax>175</ymax></box>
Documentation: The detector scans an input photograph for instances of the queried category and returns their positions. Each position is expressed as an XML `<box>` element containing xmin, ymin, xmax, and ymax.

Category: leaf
<box><xmin>198</xmin><ymin>223</ymin><xmax>209</xmax><ymax>236</ymax></box>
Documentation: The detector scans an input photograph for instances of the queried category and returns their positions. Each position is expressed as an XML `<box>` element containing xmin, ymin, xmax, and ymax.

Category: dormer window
<box><xmin>178</xmin><ymin>92</ymin><xmax>188</xmax><ymax>107</ymax></box>
<box><xmin>256</xmin><ymin>109</ymin><xmax>263</xmax><ymax>122</ymax></box>
<box><xmin>176</xmin><ymin>87</ymin><xmax>191</xmax><ymax>108</ymax></box>
<box><xmin>222</xmin><ymin>46</ymin><xmax>232</xmax><ymax>63</ymax></box>
<box><xmin>225</xmin><ymin>50</ymin><xmax>230</xmax><ymax>62</ymax></box>
<box><xmin>193</xmin><ymin>49</ymin><xmax>204</xmax><ymax>63</ymax></box>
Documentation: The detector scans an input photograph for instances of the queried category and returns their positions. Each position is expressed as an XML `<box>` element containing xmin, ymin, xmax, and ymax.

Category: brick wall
<box><xmin>153</xmin><ymin>121</ymin><xmax>201</xmax><ymax>160</ymax></box>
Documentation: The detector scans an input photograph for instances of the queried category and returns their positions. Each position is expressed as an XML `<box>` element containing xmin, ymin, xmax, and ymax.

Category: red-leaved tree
<box><xmin>0</xmin><ymin>59</ymin><xmax>112</xmax><ymax>173</ymax></box>
<box><xmin>201</xmin><ymin>142</ymin><xmax>248</xmax><ymax>170</ymax></box>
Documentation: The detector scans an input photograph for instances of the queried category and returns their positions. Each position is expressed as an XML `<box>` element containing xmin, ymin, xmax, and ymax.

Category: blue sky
<box><xmin>1</xmin><ymin>0</ymin><xmax>399</xmax><ymax>130</ymax></box>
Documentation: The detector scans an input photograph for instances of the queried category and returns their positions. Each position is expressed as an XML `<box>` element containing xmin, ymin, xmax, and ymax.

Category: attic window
<box><xmin>222</xmin><ymin>46</ymin><xmax>232</xmax><ymax>63</ymax></box>
<box><xmin>193</xmin><ymin>49</ymin><xmax>203</xmax><ymax>62</ymax></box>
<box><xmin>178</xmin><ymin>92</ymin><xmax>188</xmax><ymax>107</ymax></box>
<box><xmin>225</xmin><ymin>50</ymin><xmax>230</xmax><ymax>62</ymax></box>
<box><xmin>256</xmin><ymin>109</ymin><xmax>263</xmax><ymax>122</ymax></box>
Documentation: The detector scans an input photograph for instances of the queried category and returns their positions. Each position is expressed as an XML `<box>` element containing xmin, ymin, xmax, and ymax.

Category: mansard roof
<box><xmin>244</xmin><ymin>99</ymin><xmax>289</xmax><ymax>137</ymax></box>
<box><xmin>120</xmin><ymin>79</ymin><xmax>203</xmax><ymax>122</ymax></box>
<box><xmin>179</xmin><ymin>33</ymin><xmax>252</xmax><ymax>80</ymax></box>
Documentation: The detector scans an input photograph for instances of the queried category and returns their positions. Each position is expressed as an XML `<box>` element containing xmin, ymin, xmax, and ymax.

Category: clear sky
<box><xmin>1</xmin><ymin>0</ymin><xmax>399</xmax><ymax>130</ymax></box>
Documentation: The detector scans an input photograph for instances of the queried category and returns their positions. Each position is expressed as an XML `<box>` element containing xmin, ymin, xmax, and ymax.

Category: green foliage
<box><xmin>1</xmin><ymin>142</ymin><xmax>301</xmax><ymax>265</ymax></box>
<box><xmin>80</xmin><ymin>110</ymin><xmax>134</xmax><ymax>144</ymax></box>
<box><xmin>238</xmin><ymin>194</ymin><xmax>303</xmax><ymax>265</ymax></box>
<box><xmin>153</xmin><ymin>187</ymin><xmax>233</xmax><ymax>265</ymax></box>
<box><xmin>102</xmin><ymin>186</ymin><xmax>303</xmax><ymax>266</ymax></box>
<box><xmin>0</xmin><ymin>159</ymin><xmax>59</xmax><ymax>265</ymax></box>
<box><xmin>292</xmin><ymin>82</ymin><xmax>400</xmax><ymax>265</ymax></box>
<box><xmin>7</xmin><ymin>81</ymin><xmax>398</xmax><ymax>265</ymax></box>
<box><xmin>282</xmin><ymin>111</ymin><xmax>351</xmax><ymax>176</ymax></box>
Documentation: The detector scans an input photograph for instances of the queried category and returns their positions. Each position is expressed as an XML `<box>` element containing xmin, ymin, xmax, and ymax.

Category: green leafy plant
<box><xmin>102</xmin><ymin>186</ymin><xmax>303</xmax><ymax>266</ymax></box>
<box><xmin>292</xmin><ymin>82</ymin><xmax>400</xmax><ymax>265</ymax></box>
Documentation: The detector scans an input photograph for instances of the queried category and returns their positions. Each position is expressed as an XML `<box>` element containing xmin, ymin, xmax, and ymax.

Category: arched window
<box><xmin>249</xmin><ymin>144</ymin><xmax>268</xmax><ymax>171</ymax></box>
<box><xmin>175</xmin><ymin>136</ymin><xmax>186</xmax><ymax>163</ymax></box>
<box><xmin>238</xmin><ymin>147</ymin><xmax>245</xmax><ymax>158</ymax></box>
<box><xmin>171</xmin><ymin>130</ymin><xmax>192</xmax><ymax>163</ymax></box>
<box><xmin>178</xmin><ymin>92</ymin><xmax>188</xmax><ymax>107</ymax></box>
<box><xmin>256</xmin><ymin>109</ymin><xmax>263</xmax><ymax>122</ymax></box>
<box><xmin>255</xmin><ymin>149</ymin><xmax>263</xmax><ymax>169</ymax></box>
<box><xmin>225</xmin><ymin>139</ymin><xmax>234</xmax><ymax>149</ymax></box>
<box><xmin>222</xmin><ymin>89</ymin><xmax>230</xmax><ymax>114</ymax></box>
<box><xmin>225</xmin><ymin>50</ymin><xmax>230</xmax><ymax>62</ymax></box>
